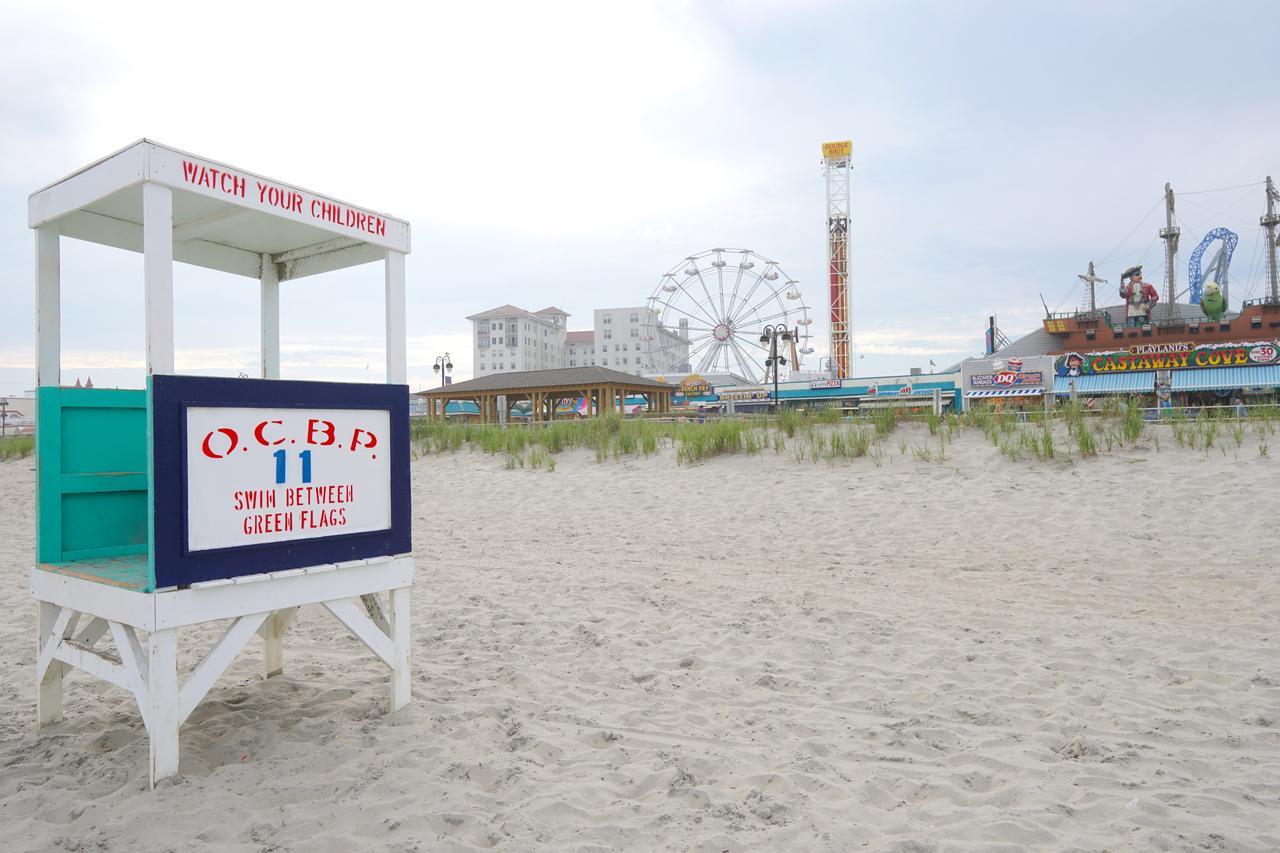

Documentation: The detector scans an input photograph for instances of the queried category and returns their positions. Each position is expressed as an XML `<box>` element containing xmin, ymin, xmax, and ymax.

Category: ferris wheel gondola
<box><xmin>642</xmin><ymin>248</ymin><xmax>812</xmax><ymax>383</ymax></box>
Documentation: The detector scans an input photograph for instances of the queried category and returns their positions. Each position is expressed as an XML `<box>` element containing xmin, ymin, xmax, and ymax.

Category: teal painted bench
<box><xmin>36</xmin><ymin>387</ymin><xmax>150</xmax><ymax>590</ymax></box>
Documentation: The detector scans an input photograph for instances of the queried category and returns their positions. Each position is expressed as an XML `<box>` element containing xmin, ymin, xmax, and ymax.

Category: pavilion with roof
<box><xmin>417</xmin><ymin>366</ymin><xmax>673</xmax><ymax>422</ymax></box>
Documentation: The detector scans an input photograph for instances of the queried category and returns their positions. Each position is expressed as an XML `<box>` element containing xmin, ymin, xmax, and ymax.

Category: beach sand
<box><xmin>2</xmin><ymin>424</ymin><xmax>1278</xmax><ymax>851</ymax></box>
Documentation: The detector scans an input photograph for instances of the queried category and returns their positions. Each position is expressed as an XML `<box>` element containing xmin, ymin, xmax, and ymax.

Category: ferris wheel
<box><xmin>641</xmin><ymin>248</ymin><xmax>812</xmax><ymax>383</ymax></box>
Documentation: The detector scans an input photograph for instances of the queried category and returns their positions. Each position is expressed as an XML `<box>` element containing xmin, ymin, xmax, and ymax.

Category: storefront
<box><xmin>1051</xmin><ymin>342</ymin><xmax>1280</xmax><ymax>405</ymax></box>
<box><xmin>960</xmin><ymin>356</ymin><xmax>1053</xmax><ymax>411</ymax></box>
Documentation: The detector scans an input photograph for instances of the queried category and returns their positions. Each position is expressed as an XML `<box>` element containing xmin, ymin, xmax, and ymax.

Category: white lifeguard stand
<box><xmin>29</xmin><ymin>140</ymin><xmax>414</xmax><ymax>787</ymax></box>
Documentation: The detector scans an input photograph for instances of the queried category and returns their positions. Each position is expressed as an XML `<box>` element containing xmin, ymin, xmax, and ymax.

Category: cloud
<box><xmin>3</xmin><ymin>0</ymin><xmax>1278</xmax><ymax>395</ymax></box>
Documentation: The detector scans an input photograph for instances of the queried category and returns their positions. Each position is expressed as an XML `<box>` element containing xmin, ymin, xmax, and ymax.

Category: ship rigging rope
<box><xmin>1178</xmin><ymin>180</ymin><xmax>1265</xmax><ymax>196</ymax></box>
<box><xmin>1238</xmin><ymin>230</ymin><xmax>1266</xmax><ymax>302</ymax></box>
<box><xmin>1180</xmin><ymin>184</ymin><xmax>1262</xmax><ymax>227</ymax></box>
<box><xmin>1097</xmin><ymin>196</ymin><xmax>1164</xmax><ymax>267</ymax></box>
<box><xmin>1054</xmin><ymin>280</ymin><xmax>1081</xmax><ymax>313</ymax></box>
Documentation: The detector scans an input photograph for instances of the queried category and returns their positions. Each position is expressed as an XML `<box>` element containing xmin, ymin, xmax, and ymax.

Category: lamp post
<box><xmin>759</xmin><ymin>325</ymin><xmax>793</xmax><ymax>415</ymax></box>
<box><xmin>431</xmin><ymin>353</ymin><xmax>453</xmax><ymax>388</ymax></box>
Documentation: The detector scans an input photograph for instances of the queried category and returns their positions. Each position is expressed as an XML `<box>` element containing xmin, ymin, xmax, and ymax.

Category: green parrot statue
<box><xmin>1201</xmin><ymin>281</ymin><xmax>1226</xmax><ymax>321</ymax></box>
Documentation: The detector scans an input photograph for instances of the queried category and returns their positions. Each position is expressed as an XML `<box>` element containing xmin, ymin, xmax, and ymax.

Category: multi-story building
<box><xmin>593</xmin><ymin>306</ymin><xmax>689</xmax><ymax>376</ymax></box>
<box><xmin>566</xmin><ymin>330</ymin><xmax>596</xmax><ymax>367</ymax></box>
<box><xmin>467</xmin><ymin>305</ymin><xmax>569</xmax><ymax>376</ymax></box>
<box><xmin>468</xmin><ymin>303</ymin><xmax>690</xmax><ymax>378</ymax></box>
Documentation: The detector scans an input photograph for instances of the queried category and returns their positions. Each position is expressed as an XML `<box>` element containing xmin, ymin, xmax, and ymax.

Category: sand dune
<box><xmin>2</xmin><ymin>425</ymin><xmax>1278</xmax><ymax>851</ymax></box>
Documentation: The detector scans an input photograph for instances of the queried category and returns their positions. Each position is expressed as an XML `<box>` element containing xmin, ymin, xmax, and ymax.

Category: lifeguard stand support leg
<box><xmin>258</xmin><ymin>608</ymin><xmax>297</xmax><ymax>679</ymax></box>
<box><xmin>390</xmin><ymin>586</ymin><xmax>410</xmax><ymax>711</ymax></box>
<box><xmin>36</xmin><ymin>601</ymin><xmax>65</xmax><ymax>725</ymax></box>
<box><xmin>146</xmin><ymin>627</ymin><xmax>179</xmax><ymax>786</ymax></box>
<box><xmin>34</xmin><ymin>223</ymin><xmax>62</xmax><ymax>728</ymax></box>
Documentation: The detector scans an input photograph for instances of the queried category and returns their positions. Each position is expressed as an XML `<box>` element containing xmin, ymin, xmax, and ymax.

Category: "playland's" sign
<box><xmin>1056</xmin><ymin>341</ymin><xmax>1280</xmax><ymax>376</ymax></box>
<box><xmin>185</xmin><ymin>406</ymin><xmax>391</xmax><ymax>552</ymax></box>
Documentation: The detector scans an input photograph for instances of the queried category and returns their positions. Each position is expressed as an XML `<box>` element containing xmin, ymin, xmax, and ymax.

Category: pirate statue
<box><xmin>1119</xmin><ymin>265</ymin><xmax>1159</xmax><ymax>327</ymax></box>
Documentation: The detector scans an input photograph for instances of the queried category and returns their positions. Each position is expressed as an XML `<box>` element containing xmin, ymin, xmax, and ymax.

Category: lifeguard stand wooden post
<box><xmin>29</xmin><ymin>141</ymin><xmax>414</xmax><ymax>787</ymax></box>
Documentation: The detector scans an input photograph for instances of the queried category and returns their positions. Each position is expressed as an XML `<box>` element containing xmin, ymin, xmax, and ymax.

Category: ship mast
<box><xmin>1262</xmin><ymin>175</ymin><xmax>1280</xmax><ymax>303</ymax></box>
<box><xmin>1077</xmin><ymin>261</ymin><xmax>1106</xmax><ymax>314</ymax></box>
<box><xmin>1159</xmin><ymin>182</ymin><xmax>1180</xmax><ymax>318</ymax></box>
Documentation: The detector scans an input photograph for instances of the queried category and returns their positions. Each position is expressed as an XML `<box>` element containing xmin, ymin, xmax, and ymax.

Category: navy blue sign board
<box><xmin>150</xmin><ymin>375</ymin><xmax>411</xmax><ymax>589</ymax></box>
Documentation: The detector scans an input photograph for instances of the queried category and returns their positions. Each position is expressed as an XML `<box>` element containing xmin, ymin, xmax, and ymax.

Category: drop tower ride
<box><xmin>822</xmin><ymin>140</ymin><xmax>852</xmax><ymax>378</ymax></box>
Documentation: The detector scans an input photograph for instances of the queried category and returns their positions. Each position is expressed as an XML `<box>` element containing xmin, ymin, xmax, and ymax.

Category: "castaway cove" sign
<box><xmin>1055</xmin><ymin>341</ymin><xmax>1280</xmax><ymax>376</ymax></box>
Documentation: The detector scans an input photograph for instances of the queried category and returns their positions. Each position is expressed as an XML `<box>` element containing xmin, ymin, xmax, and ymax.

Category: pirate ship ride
<box><xmin>1040</xmin><ymin>178</ymin><xmax>1280</xmax><ymax>354</ymax></box>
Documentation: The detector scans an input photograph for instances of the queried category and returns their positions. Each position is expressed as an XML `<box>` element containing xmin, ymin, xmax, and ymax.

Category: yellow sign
<box><xmin>822</xmin><ymin>140</ymin><xmax>852</xmax><ymax>159</ymax></box>
<box><xmin>679</xmin><ymin>374</ymin><xmax>711</xmax><ymax>396</ymax></box>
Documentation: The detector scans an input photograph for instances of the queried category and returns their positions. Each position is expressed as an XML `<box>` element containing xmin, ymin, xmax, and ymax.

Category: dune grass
<box><xmin>409</xmin><ymin>402</ymin><xmax>1280</xmax><ymax>469</ymax></box>
<box><xmin>0</xmin><ymin>436</ymin><xmax>34</xmax><ymax>461</ymax></box>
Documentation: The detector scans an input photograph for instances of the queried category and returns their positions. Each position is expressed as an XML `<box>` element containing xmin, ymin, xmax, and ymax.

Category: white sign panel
<box><xmin>147</xmin><ymin>144</ymin><xmax>411</xmax><ymax>252</ymax></box>
<box><xmin>185</xmin><ymin>406</ymin><xmax>391</xmax><ymax>552</ymax></box>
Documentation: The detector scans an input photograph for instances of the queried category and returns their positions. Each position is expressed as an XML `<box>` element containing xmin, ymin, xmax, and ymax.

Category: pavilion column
<box><xmin>260</xmin><ymin>254</ymin><xmax>280</xmax><ymax>379</ymax></box>
<box><xmin>143</xmin><ymin>182</ymin><xmax>174</xmax><ymax>376</ymax></box>
<box><xmin>35</xmin><ymin>225</ymin><xmax>60</xmax><ymax>388</ymax></box>
<box><xmin>385</xmin><ymin>250</ymin><xmax>407</xmax><ymax>385</ymax></box>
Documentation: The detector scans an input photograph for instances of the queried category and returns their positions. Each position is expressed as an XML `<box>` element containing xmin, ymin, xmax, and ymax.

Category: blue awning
<box><xmin>1171</xmin><ymin>365</ymin><xmax>1280</xmax><ymax>391</ymax></box>
<box><xmin>1053</xmin><ymin>372</ymin><xmax>1156</xmax><ymax>395</ymax></box>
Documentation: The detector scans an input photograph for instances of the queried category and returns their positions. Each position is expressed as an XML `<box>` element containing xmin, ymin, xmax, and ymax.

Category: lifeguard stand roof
<box><xmin>28</xmin><ymin>139</ymin><xmax>410</xmax><ymax>280</ymax></box>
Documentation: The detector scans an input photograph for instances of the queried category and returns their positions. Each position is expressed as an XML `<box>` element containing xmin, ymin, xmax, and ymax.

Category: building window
<box><xmin>603</xmin><ymin>315</ymin><xmax>612</xmax><ymax>325</ymax></box>
<box><xmin>479</xmin><ymin>363</ymin><xmax>485</xmax><ymax>370</ymax></box>
<box><xmin>569</xmin><ymin>360</ymin><xmax>575</xmax><ymax>366</ymax></box>
<box><xmin>478</xmin><ymin>321</ymin><xmax>490</xmax><ymax>334</ymax></box>
<box><xmin>601</xmin><ymin>344</ymin><xmax>608</xmax><ymax>352</ymax></box>
<box><xmin>603</xmin><ymin>329</ymin><xmax>612</xmax><ymax>340</ymax></box>
<box><xmin>602</xmin><ymin>358</ymin><xmax>608</xmax><ymax>366</ymax></box>
<box><xmin>630</xmin><ymin>327</ymin><xmax>639</xmax><ymax>338</ymax></box>
<box><xmin>496</xmin><ymin>322</ymin><xmax>503</xmax><ymax>330</ymax></box>
<box><xmin>630</xmin><ymin>313</ymin><xmax>639</xmax><ymax>324</ymax></box>
<box><xmin>622</xmin><ymin>357</ymin><xmax>628</xmax><ymax>365</ymax></box>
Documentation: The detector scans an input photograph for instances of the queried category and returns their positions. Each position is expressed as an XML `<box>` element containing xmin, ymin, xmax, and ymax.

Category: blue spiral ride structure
<box><xmin>1187</xmin><ymin>227</ymin><xmax>1238</xmax><ymax>304</ymax></box>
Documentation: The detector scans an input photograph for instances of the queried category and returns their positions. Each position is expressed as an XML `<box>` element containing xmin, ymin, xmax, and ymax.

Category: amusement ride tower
<box><xmin>822</xmin><ymin>140</ymin><xmax>852</xmax><ymax>378</ymax></box>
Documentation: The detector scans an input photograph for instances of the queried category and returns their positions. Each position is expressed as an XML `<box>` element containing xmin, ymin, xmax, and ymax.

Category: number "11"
<box><xmin>273</xmin><ymin>449</ymin><xmax>312</xmax><ymax>484</ymax></box>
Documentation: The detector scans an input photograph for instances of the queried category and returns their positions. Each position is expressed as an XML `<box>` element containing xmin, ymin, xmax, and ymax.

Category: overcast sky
<box><xmin>2</xmin><ymin>0</ymin><xmax>1278</xmax><ymax>393</ymax></box>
